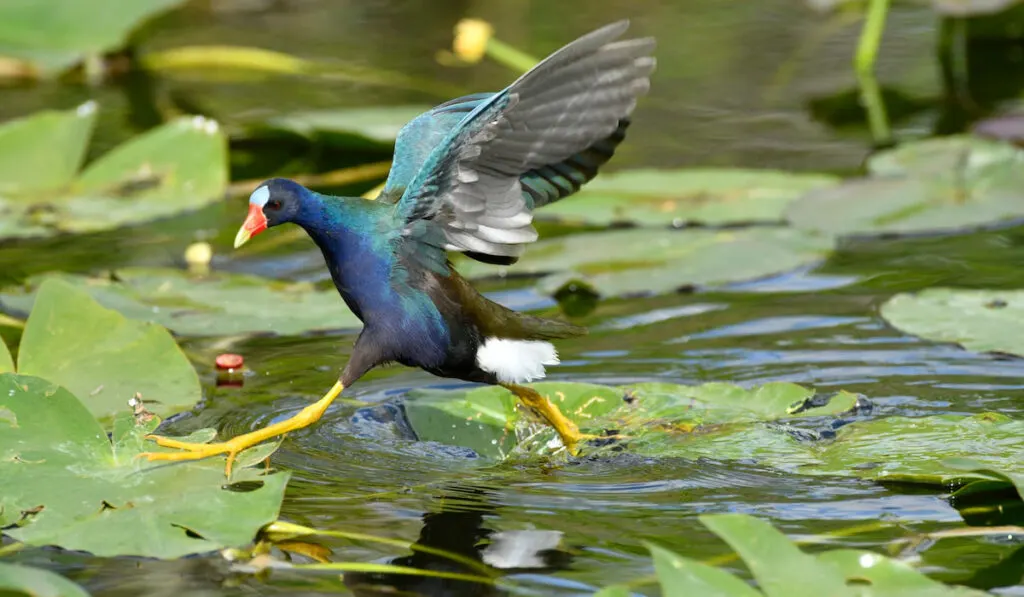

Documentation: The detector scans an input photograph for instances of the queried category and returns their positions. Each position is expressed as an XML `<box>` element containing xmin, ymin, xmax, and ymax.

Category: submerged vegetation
<box><xmin>3</xmin><ymin>0</ymin><xmax>1024</xmax><ymax>595</ymax></box>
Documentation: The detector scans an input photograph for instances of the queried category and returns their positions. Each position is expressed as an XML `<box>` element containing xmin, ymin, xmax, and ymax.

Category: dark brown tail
<box><xmin>446</xmin><ymin>268</ymin><xmax>587</xmax><ymax>341</ymax></box>
<box><xmin>508</xmin><ymin>311</ymin><xmax>588</xmax><ymax>340</ymax></box>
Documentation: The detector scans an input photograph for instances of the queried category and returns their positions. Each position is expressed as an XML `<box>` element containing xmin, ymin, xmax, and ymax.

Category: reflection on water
<box><xmin>343</xmin><ymin>484</ymin><xmax>574</xmax><ymax>597</ymax></box>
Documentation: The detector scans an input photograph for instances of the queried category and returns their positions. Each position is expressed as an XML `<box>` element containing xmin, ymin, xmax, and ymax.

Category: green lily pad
<box><xmin>0</xmin><ymin>268</ymin><xmax>362</xmax><ymax>337</ymax></box>
<box><xmin>645</xmin><ymin>411</ymin><xmax>1023</xmax><ymax>495</ymax></box>
<box><xmin>405</xmin><ymin>382</ymin><xmax>624</xmax><ymax>459</ymax></box>
<box><xmin>786</xmin><ymin>135</ymin><xmax>1024</xmax><ymax>236</ymax></box>
<box><xmin>0</xmin><ymin>106</ymin><xmax>227</xmax><ymax>240</ymax></box>
<box><xmin>6</xmin><ymin>278</ymin><xmax>200</xmax><ymax>421</ymax></box>
<box><xmin>404</xmin><ymin>381</ymin><xmax>1024</xmax><ymax>508</ymax></box>
<box><xmin>404</xmin><ymin>381</ymin><xmax>858</xmax><ymax>460</ymax></box>
<box><xmin>700</xmin><ymin>514</ymin><xmax>850</xmax><ymax>597</ymax></box>
<box><xmin>627</xmin><ymin>382</ymin><xmax>859</xmax><ymax>425</ymax></box>
<box><xmin>807</xmin><ymin>413</ymin><xmax>1024</xmax><ymax>487</ymax></box>
<box><xmin>258</xmin><ymin>106</ymin><xmax>430</xmax><ymax>148</ymax></box>
<box><xmin>867</xmin><ymin>136</ymin><xmax>1023</xmax><ymax>177</ymax></box>
<box><xmin>646</xmin><ymin>541</ymin><xmax>760</xmax><ymax>597</ymax></box>
<box><xmin>0</xmin><ymin>102</ymin><xmax>95</xmax><ymax>194</ymax></box>
<box><xmin>880</xmin><ymin>288</ymin><xmax>1024</xmax><ymax>357</ymax></box>
<box><xmin>0</xmin><ymin>373</ymin><xmax>288</xmax><ymax>558</ymax></box>
<box><xmin>403</xmin><ymin>388</ymin><xmax>518</xmax><ymax>460</ymax></box>
<box><xmin>539</xmin><ymin>169</ymin><xmax>839</xmax><ymax>227</ymax></box>
<box><xmin>458</xmin><ymin>228</ymin><xmax>835</xmax><ymax>297</ymax></box>
<box><xmin>0</xmin><ymin>0</ymin><xmax>185</xmax><ymax>77</ymax></box>
<box><xmin>612</xmin><ymin>515</ymin><xmax>989</xmax><ymax>597</ymax></box>
<box><xmin>946</xmin><ymin>461</ymin><xmax>1024</xmax><ymax>508</ymax></box>
<box><xmin>0</xmin><ymin>562</ymin><xmax>90</xmax><ymax>597</ymax></box>
<box><xmin>664</xmin><ymin>514</ymin><xmax>988</xmax><ymax>597</ymax></box>
<box><xmin>817</xmin><ymin>549</ymin><xmax>987</xmax><ymax>596</ymax></box>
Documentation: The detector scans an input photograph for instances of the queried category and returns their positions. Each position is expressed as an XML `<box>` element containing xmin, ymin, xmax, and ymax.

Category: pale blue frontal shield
<box><xmin>249</xmin><ymin>185</ymin><xmax>270</xmax><ymax>207</ymax></box>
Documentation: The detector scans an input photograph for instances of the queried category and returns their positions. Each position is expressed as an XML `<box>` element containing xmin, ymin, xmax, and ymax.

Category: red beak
<box><xmin>234</xmin><ymin>203</ymin><xmax>267</xmax><ymax>248</ymax></box>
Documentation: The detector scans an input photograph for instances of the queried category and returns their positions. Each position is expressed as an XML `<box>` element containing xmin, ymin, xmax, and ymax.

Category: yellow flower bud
<box><xmin>452</xmin><ymin>19</ymin><xmax>494</xmax><ymax>64</ymax></box>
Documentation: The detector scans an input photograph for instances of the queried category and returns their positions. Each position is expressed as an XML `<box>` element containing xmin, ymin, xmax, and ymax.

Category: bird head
<box><xmin>234</xmin><ymin>178</ymin><xmax>307</xmax><ymax>248</ymax></box>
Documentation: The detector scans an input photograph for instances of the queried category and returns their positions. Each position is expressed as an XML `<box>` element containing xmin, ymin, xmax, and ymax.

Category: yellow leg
<box><xmin>502</xmin><ymin>383</ymin><xmax>596</xmax><ymax>455</ymax></box>
<box><xmin>139</xmin><ymin>381</ymin><xmax>345</xmax><ymax>476</ymax></box>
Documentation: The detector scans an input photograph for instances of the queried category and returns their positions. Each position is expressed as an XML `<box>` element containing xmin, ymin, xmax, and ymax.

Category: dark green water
<box><xmin>4</xmin><ymin>0</ymin><xmax>1024</xmax><ymax>595</ymax></box>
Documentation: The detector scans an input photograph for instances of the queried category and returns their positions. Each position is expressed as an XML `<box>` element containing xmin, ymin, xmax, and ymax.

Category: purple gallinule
<box><xmin>142</xmin><ymin>20</ymin><xmax>655</xmax><ymax>474</ymax></box>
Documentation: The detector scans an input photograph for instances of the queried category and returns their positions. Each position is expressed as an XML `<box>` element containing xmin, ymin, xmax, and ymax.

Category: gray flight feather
<box><xmin>393</xmin><ymin>20</ymin><xmax>655</xmax><ymax>269</ymax></box>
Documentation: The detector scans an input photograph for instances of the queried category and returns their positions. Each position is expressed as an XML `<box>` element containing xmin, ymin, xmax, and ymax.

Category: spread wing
<box><xmin>378</xmin><ymin>92</ymin><xmax>496</xmax><ymax>203</ymax></box>
<box><xmin>392</xmin><ymin>20</ymin><xmax>655</xmax><ymax>270</ymax></box>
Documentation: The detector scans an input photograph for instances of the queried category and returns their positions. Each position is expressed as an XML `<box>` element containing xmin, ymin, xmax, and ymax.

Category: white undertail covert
<box><xmin>476</xmin><ymin>338</ymin><xmax>559</xmax><ymax>384</ymax></box>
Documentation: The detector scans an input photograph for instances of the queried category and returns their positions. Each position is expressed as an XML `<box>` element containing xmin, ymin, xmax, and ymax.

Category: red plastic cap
<box><xmin>215</xmin><ymin>353</ymin><xmax>244</xmax><ymax>370</ymax></box>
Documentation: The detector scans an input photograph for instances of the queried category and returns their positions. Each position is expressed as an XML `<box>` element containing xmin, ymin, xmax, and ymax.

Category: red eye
<box><xmin>267</xmin><ymin>199</ymin><xmax>282</xmax><ymax>210</ymax></box>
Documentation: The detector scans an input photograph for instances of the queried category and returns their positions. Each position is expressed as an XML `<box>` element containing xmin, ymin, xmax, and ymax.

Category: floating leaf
<box><xmin>601</xmin><ymin>516</ymin><xmax>990</xmax><ymax>597</ymax></box>
<box><xmin>647</xmin><ymin>542</ymin><xmax>760</xmax><ymax>597</ymax></box>
<box><xmin>0</xmin><ymin>107</ymin><xmax>227</xmax><ymax>240</ymax></box>
<box><xmin>946</xmin><ymin>462</ymin><xmax>1024</xmax><ymax>503</ymax></box>
<box><xmin>0</xmin><ymin>373</ymin><xmax>288</xmax><ymax>558</ymax></box>
<box><xmin>700</xmin><ymin>514</ymin><xmax>850</xmax><ymax>597</ymax></box>
<box><xmin>627</xmin><ymin>382</ymin><xmax>859</xmax><ymax>425</ymax></box>
<box><xmin>404</xmin><ymin>381</ymin><xmax>857</xmax><ymax>460</ymax></box>
<box><xmin>70</xmin><ymin>116</ymin><xmax>227</xmax><ymax>229</ymax></box>
<box><xmin>403</xmin><ymin>381</ymin><xmax>1024</xmax><ymax>508</ymax></box>
<box><xmin>674</xmin><ymin>514</ymin><xmax>989</xmax><ymax>596</ymax></box>
<box><xmin>806</xmin><ymin>413</ymin><xmax>1024</xmax><ymax>487</ymax></box>
<box><xmin>636</xmin><ymin>410</ymin><xmax>1022</xmax><ymax>496</ymax></box>
<box><xmin>867</xmin><ymin>136</ymin><xmax>1023</xmax><ymax>177</ymax></box>
<box><xmin>0</xmin><ymin>268</ymin><xmax>361</xmax><ymax>337</ymax></box>
<box><xmin>786</xmin><ymin>136</ymin><xmax>1024</xmax><ymax>236</ymax></box>
<box><xmin>538</xmin><ymin>169</ymin><xmax>839</xmax><ymax>226</ymax></box>
<box><xmin>0</xmin><ymin>0</ymin><xmax>186</xmax><ymax>76</ymax></box>
<box><xmin>817</xmin><ymin>549</ymin><xmax>988</xmax><ymax>595</ymax></box>
<box><xmin>459</xmin><ymin>228</ymin><xmax>834</xmax><ymax>297</ymax></box>
<box><xmin>11</xmin><ymin>278</ymin><xmax>201</xmax><ymax>421</ymax></box>
<box><xmin>405</xmin><ymin>382</ymin><xmax>623</xmax><ymax>459</ymax></box>
<box><xmin>258</xmin><ymin>106</ymin><xmax>430</xmax><ymax>149</ymax></box>
<box><xmin>0</xmin><ymin>562</ymin><xmax>91</xmax><ymax>597</ymax></box>
<box><xmin>880</xmin><ymin>288</ymin><xmax>1024</xmax><ymax>357</ymax></box>
<box><xmin>141</xmin><ymin>45</ymin><xmax>315</xmax><ymax>75</ymax></box>
<box><xmin>0</xmin><ymin>102</ymin><xmax>95</xmax><ymax>194</ymax></box>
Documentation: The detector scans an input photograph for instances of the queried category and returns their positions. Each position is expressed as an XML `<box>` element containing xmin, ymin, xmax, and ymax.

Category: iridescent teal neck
<box><xmin>295</xmin><ymin>192</ymin><xmax>448</xmax><ymax>363</ymax></box>
<box><xmin>292</xmin><ymin>193</ymin><xmax>390</xmax><ymax>320</ymax></box>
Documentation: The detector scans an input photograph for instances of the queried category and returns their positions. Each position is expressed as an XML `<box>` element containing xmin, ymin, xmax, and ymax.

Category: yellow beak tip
<box><xmin>233</xmin><ymin>228</ymin><xmax>251</xmax><ymax>249</ymax></box>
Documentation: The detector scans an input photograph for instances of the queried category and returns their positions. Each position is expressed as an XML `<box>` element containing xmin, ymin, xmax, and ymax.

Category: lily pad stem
<box><xmin>486</xmin><ymin>38</ymin><xmax>538</xmax><ymax>74</ymax></box>
<box><xmin>854</xmin><ymin>0</ymin><xmax>892</xmax><ymax>145</ymax></box>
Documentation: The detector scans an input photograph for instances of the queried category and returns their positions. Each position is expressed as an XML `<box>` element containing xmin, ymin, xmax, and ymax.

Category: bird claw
<box><xmin>563</xmin><ymin>432</ymin><xmax>626</xmax><ymax>455</ymax></box>
<box><xmin>138</xmin><ymin>434</ymin><xmax>242</xmax><ymax>477</ymax></box>
<box><xmin>136</xmin><ymin>382</ymin><xmax>346</xmax><ymax>478</ymax></box>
